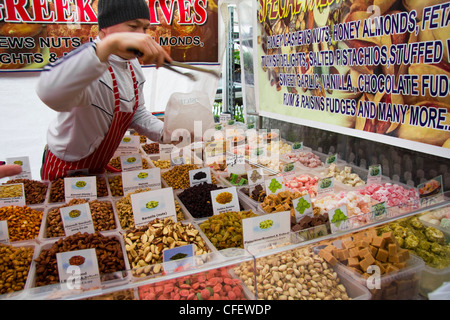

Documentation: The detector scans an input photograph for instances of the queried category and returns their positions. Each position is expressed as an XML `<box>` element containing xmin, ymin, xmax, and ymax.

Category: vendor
<box><xmin>37</xmin><ymin>0</ymin><xmax>173</xmax><ymax>181</ymax></box>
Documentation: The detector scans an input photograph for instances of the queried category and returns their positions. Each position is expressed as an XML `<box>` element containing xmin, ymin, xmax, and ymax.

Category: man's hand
<box><xmin>96</xmin><ymin>32</ymin><xmax>171</xmax><ymax>66</ymax></box>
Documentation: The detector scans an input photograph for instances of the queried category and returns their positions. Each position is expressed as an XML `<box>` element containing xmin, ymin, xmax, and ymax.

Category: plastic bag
<box><xmin>162</xmin><ymin>91</ymin><xmax>215</xmax><ymax>147</ymax></box>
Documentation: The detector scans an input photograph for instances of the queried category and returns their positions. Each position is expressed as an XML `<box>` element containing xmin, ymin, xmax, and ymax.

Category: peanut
<box><xmin>0</xmin><ymin>206</ymin><xmax>43</xmax><ymax>242</ymax></box>
<box><xmin>0</xmin><ymin>244</ymin><xmax>34</xmax><ymax>294</ymax></box>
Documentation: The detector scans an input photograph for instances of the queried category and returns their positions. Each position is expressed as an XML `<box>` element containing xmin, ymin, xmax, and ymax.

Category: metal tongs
<box><xmin>127</xmin><ymin>48</ymin><xmax>220</xmax><ymax>81</ymax></box>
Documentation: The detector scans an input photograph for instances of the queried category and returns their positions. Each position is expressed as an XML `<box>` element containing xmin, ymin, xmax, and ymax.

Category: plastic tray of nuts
<box><xmin>0</xmin><ymin>242</ymin><xmax>36</xmax><ymax>300</ymax></box>
<box><xmin>47</xmin><ymin>174</ymin><xmax>110</xmax><ymax>205</ymax></box>
<box><xmin>37</xmin><ymin>199</ymin><xmax>121</xmax><ymax>243</ymax></box>
<box><xmin>233</xmin><ymin>245</ymin><xmax>371</xmax><ymax>300</ymax></box>
<box><xmin>0</xmin><ymin>205</ymin><xmax>45</xmax><ymax>245</ymax></box>
<box><xmin>121</xmin><ymin>217</ymin><xmax>218</xmax><ymax>281</ymax></box>
<box><xmin>27</xmin><ymin>230</ymin><xmax>130</xmax><ymax>298</ymax></box>
<box><xmin>1</xmin><ymin>178</ymin><xmax>51</xmax><ymax>208</ymax></box>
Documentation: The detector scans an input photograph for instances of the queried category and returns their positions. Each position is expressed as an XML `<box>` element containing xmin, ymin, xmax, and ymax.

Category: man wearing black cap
<box><xmin>37</xmin><ymin>0</ymin><xmax>173</xmax><ymax>181</ymax></box>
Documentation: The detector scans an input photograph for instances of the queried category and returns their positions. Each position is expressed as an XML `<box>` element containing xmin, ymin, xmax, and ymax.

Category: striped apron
<box><xmin>41</xmin><ymin>62</ymin><xmax>139</xmax><ymax>181</ymax></box>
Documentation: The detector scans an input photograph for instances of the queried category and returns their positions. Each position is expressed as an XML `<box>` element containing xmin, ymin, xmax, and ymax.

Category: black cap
<box><xmin>97</xmin><ymin>0</ymin><xmax>151</xmax><ymax>29</ymax></box>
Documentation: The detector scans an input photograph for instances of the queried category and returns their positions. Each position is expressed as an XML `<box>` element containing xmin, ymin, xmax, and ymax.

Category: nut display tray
<box><xmin>27</xmin><ymin>231</ymin><xmax>130</xmax><ymax>299</ymax></box>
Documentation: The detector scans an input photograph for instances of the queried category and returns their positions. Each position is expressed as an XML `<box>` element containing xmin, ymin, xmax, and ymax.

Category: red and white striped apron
<box><xmin>41</xmin><ymin>62</ymin><xmax>139</xmax><ymax>181</ymax></box>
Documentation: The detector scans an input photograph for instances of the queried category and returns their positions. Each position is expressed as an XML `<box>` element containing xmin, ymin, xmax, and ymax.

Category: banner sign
<box><xmin>256</xmin><ymin>0</ymin><xmax>450</xmax><ymax>157</ymax></box>
<box><xmin>0</xmin><ymin>0</ymin><xmax>219</xmax><ymax>71</ymax></box>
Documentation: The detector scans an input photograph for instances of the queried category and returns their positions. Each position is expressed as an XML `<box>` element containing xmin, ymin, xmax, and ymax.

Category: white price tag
<box><xmin>130</xmin><ymin>188</ymin><xmax>177</xmax><ymax>227</ymax></box>
<box><xmin>60</xmin><ymin>202</ymin><xmax>95</xmax><ymax>236</ymax></box>
<box><xmin>64</xmin><ymin>176</ymin><xmax>97</xmax><ymax>202</ymax></box>
<box><xmin>122</xmin><ymin>168</ymin><xmax>161</xmax><ymax>194</ymax></box>
<box><xmin>120</xmin><ymin>154</ymin><xmax>143</xmax><ymax>172</ymax></box>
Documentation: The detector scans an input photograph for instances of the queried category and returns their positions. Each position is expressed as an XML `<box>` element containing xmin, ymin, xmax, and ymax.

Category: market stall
<box><xmin>0</xmin><ymin>0</ymin><xmax>449</xmax><ymax>302</ymax></box>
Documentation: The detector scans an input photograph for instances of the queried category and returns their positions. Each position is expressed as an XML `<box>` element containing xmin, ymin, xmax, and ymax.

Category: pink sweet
<box><xmin>357</xmin><ymin>183</ymin><xmax>419</xmax><ymax>207</ymax></box>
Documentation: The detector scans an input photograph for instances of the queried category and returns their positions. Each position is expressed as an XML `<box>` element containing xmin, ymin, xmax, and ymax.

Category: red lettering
<box><xmin>53</xmin><ymin>0</ymin><xmax>73</xmax><ymax>22</ymax></box>
<box><xmin>159</xmin><ymin>0</ymin><xmax>176</xmax><ymax>24</ymax></box>
<box><xmin>148</xmin><ymin>0</ymin><xmax>160</xmax><ymax>24</ymax></box>
<box><xmin>32</xmin><ymin>0</ymin><xmax>54</xmax><ymax>22</ymax></box>
<box><xmin>193</xmin><ymin>0</ymin><xmax>207</xmax><ymax>24</ymax></box>
<box><xmin>178</xmin><ymin>0</ymin><xmax>193</xmax><ymax>24</ymax></box>
<box><xmin>4</xmin><ymin>0</ymin><xmax>32</xmax><ymax>22</ymax></box>
<box><xmin>75</xmin><ymin>0</ymin><xmax>96</xmax><ymax>23</ymax></box>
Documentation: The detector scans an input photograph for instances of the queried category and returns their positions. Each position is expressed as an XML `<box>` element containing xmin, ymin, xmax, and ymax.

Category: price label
<box><xmin>64</xmin><ymin>176</ymin><xmax>97</xmax><ymax>202</ymax></box>
<box><xmin>130</xmin><ymin>188</ymin><xmax>177</xmax><ymax>227</ymax></box>
<box><xmin>368</xmin><ymin>164</ymin><xmax>382</xmax><ymax>185</ymax></box>
<box><xmin>189</xmin><ymin>167</ymin><xmax>212</xmax><ymax>186</ymax></box>
<box><xmin>159</xmin><ymin>144</ymin><xmax>173</xmax><ymax>160</ymax></box>
<box><xmin>0</xmin><ymin>183</ymin><xmax>25</xmax><ymax>207</ymax></box>
<box><xmin>317</xmin><ymin>177</ymin><xmax>334</xmax><ymax>197</ymax></box>
<box><xmin>120</xmin><ymin>154</ymin><xmax>143</xmax><ymax>172</ymax></box>
<box><xmin>122</xmin><ymin>168</ymin><xmax>161</xmax><ymax>194</ymax></box>
<box><xmin>162</xmin><ymin>244</ymin><xmax>195</xmax><ymax>274</ymax></box>
<box><xmin>242</xmin><ymin>211</ymin><xmax>291</xmax><ymax>249</ymax></box>
<box><xmin>329</xmin><ymin>205</ymin><xmax>349</xmax><ymax>233</ymax></box>
<box><xmin>60</xmin><ymin>202</ymin><xmax>95</xmax><ymax>236</ymax></box>
<box><xmin>6</xmin><ymin>156</ymin><xmax>31</xmax><ymax>179</ymax></box>
<box><xmin>211</xmin><ymin>187</ymin><xmax>240</xmax><ymax>215</ymax></box>
<box><xmin>226</xmin><ymin>154</ymin><xmax>246</xmax><ymax>175</ymax></box>
<box><xmin>57</xmin><ymin>248</ymin><xmax>101</xmax><ymax>291</ymax></box>
<box><xmin>247</xmin><ymin>168</ymin><xmax>265</xmax><ymax>187</ymax></box>
<box><xmin>265</xmin><ymin>176</ymin><xmax>285</xmax><ymax>195</ymax></box>
<box><xmin>291</xmin><ymin>142</ymin><xmax>303</xmax><ymax>152</ymax></box>
<box><xmin>115</xmin><ymin>135</ymin><xmax>140</xmax><ymax>156</ymax></box>
<box><xmin>0</xmin><ymin>221</ymin><xmax>10</xmax><ymax>244</ymax></box>
<box><xmin>292</xmin><ymin>194</ymin><xmax>314</xmax><ymax>223</ymax></box>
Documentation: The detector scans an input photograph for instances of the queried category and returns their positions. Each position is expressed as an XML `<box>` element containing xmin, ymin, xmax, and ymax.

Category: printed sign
<box><xmin>418</xmin><ymin>175</ymin><xmax>444</xmax><ymax>206</ymax></box>
<box><xmin>242</xmin><ymin>211</ymin><xmax>291</xmax><ymax>248</ymax></box>
<box><xmin>6</xmin><ymin>156</ymin><xmax>32</xmax><ymax>179</ymax></box>
<box><xmin>162</xmin><ymin>244</ymin><xmax>195</xmax><ymax>274</ymax></box>
<box><xmin>329</xmin><ymin>205</ymin><xmax>349</xmax><ymax>233</ymax></box>
<box><xmin>317</xmin><ymin>177</ymin><xmax>335</xmax><ymax>197</ymax></box>
<box><xmin>291</xmin><ymin>141</ymin><xmax>303</xmax><ymax>152</ymax></box>
<box><xmin>130</xmin><ymin>188</ymin><xmax>177</xmax><ymax>227</ymax></box>
<box><xmin>0</xmin><ymin>183</ymin><xmax>25</xmax><ymax>207</ymax></box>
<box><xmin>159</xmin><ymin>144</ymin><xmax>174</xmax><ymax>160</ymax></box>
<box><xmin>0</xmin><ymin>0</ymin><xmax>219</xmax><ymax>71</ymax></box>
<box><xmin>368</xmin><ymin>164</ymin><xmax>382</xmax><ymax>185</ymax></box>
<box><xmin>292</xmin><ymin>194</ymin><xmax>314</xmax><ymax>223</ymax></box>
<box><xmin>116</xmin><ymin>135</ymin><xmax>140</xmax><ymax>156</ymax></box>
<box><xmin>122</xmin><ymin>168</ymin><xmax>161</xmax><ymax>194</ymax></box>
<box><xmin>64</xmin><ymin>176</ymin><xmax>97</xmax><ymax>202</ymax></box>
<box><xmin>189</xmin><ymin>167</ymin><xmax>212</xmax><ymax>186</ymax></box>
<box><xmin>120</xmin><ymin>154</ymin><xmax>143</xmax><ymax>172</ymax></box>
<box><xmin>247</xmin><ymin>168</ymin><xmax>265</xmax><ymax>187</ymax></box>
<box><xmin>265</xmin><ymin>176</ymin><xmax>286</xmax><ymax>195</ymax></box>
<box><xmin>256</xmin><ymin>1</ymin><xmax>450</xmax><ymax>158</ymax></box>
<box><xmin>60</xmin><ymin>202</ymin><xmax>95</xmax><ymax>236</ymax></box>
<box><xmin>57</xmin><ymin>248</ymin><xmax>101</xmax><ymax>291</ymax></box>
<box><xmin>0</xmin><ymin>221</ymin><xmax>10</xmax><ymax>244</ymax></box>
<box><xmin>210</xmin><ymin>187</ymin><xmax>240</xmax><ymax>215</ymax></box>
<box><xmin>226</xmin><ymin>154</ymin><xmax>246</xmax><ymax>175</ymax></box>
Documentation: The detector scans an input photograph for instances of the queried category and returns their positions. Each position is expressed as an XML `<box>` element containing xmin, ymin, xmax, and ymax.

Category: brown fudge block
<box><xmin>369</xmin><ymin>245</ymin><xmax>378</xmax><ymax>257</ymax></box>
<box><xmin>349</xmin><ymin>247</ymin><xmax>359</xmax><ymax>258</ymax></box>
<box><xmin>388</xmin><ymin>243</ymin><xmax>397</xmax><ymax>256</ymax></box>
<box><xmin>381</xmin><ymin>231</ymin><xmax>395</xmax><ymax>244</ymax></box>
<box><xmin>376</xmin><ymin>248</ymin><xmax>389</xmax><ymax>262</ymax></box>
<box><xmin>398</xmin><ymin>248</ymin><xmax>410</xmax><ymax>262</ymax></box>
<box><xmin>371</xmin><ymin>236</ymin><xmax>385</xmax><ymax>248</ymax></box>
<box><xmin>348</xmin><ymin>257</ymin><xmax>360</xmax><ymax>269</ymax></box>
<box><xmin>375</xmin><ymin>261</ymin><xmax>386</xmax><ymax>275</ymax></box>
<box><xmin>360</xmin><ymin>257</ymin><xmax>375</xmax><ymax>272</ymax></box>
<box><xmin>385</xmin><ymin>264</ymin><xmax>399</xmax><ymax>274</ymax></box>
<box><xmin>341</xmin><ymin>237</ymin><xmax>355</xmax><ymax>249</ymax></box>
<box><xmin>358</xmin><ymin>247</ymin><xmax>371</xmax><ymax>259</ymax></box>
<box><xmin>388</xmin><ymin>254</ymin><xmax>400</xmax><ymax>263</ymax></box>
<box><xmin>319</xmin><ymin>249</ymin><xmax>338</xmax><ymax>266</ymax></box>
